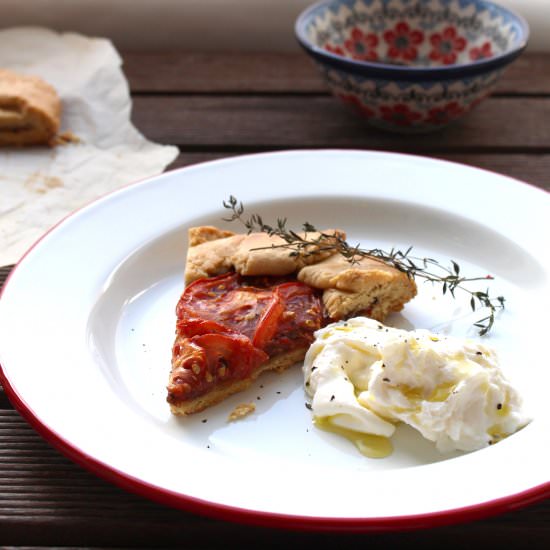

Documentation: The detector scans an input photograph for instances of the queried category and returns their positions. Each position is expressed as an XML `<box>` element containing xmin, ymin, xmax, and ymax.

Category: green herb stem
<box><xmin>222</xmin><ymin>196</ymin><xmax>505</xmax><ymax>336</ymax></box>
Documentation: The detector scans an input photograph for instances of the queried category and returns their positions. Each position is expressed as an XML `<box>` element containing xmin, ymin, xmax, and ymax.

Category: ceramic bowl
<box><xmin>295</xmin><ymin>0</ymin><xmax>529</xmax><ymax>132</ymax></box>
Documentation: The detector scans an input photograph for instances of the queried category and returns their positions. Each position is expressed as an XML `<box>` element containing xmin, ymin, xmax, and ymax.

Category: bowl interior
<box><xmin>304</xmin><ymin>0</ymin><xmax>526</xmax><ymax>68</ymax></box>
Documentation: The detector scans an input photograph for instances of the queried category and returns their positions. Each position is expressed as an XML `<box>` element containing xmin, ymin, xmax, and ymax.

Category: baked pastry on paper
<box><xmin>0</xmin><ymin>69</ymin><xmax>61</xmax><ymax>146</ymax></box>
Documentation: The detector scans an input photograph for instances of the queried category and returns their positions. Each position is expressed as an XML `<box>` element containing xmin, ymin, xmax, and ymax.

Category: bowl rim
<box><xmin>294</xmin><ymin>0</ymin><xmax>530</xmax><ymax>82</ymax></box>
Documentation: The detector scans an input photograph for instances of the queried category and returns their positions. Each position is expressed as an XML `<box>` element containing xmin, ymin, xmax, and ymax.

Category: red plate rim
<box><xmin>1</xmin><ymin>255</ymin><xmax>549</xmax><ymax>532</ymax></box>
<box><xmin>0</xmin><ymin>151</ymin><xmax>548</xmax><ymax>532</ymax></box>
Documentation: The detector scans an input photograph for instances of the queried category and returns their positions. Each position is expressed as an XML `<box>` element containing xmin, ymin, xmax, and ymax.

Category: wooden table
<box><xmin>0</xmin><ymin>51</ymin><xmax>549</xmax><ymax>548</ymax></box>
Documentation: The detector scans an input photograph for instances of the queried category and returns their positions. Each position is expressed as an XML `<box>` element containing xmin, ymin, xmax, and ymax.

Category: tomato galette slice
<box><xmin>167</xmin><ymin>226</ymin><xmax>417</xmax><ymax>415</ymax></box>
<box><xmin>167</xmin><ymin>272</ymin><xmax>324</xmax><ymax>415</ymax></box>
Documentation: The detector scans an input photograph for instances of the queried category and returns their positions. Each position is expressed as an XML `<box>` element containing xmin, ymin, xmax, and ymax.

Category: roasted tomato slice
<box><xmin>175</xmin><ymin>272</ymin><xmax>323</xmax><ymax>357</ymax></box>
<box><xmin>198</xmin><ymin>333</ymin><xmax>268</xmax><ymax>380</ymax></box>
<box><xmin>250</xmin><ymin>292</ymin><xmax>284</xmax><ymax>349</ymax></box>
<box><xmin>168</xmin><ymin>332</ymin><xmax>269</xmax><ymax>401</ymax></box>
<box><xmin>175</xmin><ymin>318</ymin><xmax>235</xmax><ymax>338</ymax></box>
<box><xmin>262</xmin><ymin>282</ymin><xmax>323</xmax><ymax>356</ymax></box>
<box><xmin>176</xmin><ymin>272</ymin><xmax>275</xmax><ymax>341</ymax></box>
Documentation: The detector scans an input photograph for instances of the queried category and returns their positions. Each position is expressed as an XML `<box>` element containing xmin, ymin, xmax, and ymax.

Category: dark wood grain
<box><xmin>0</xmin><ymin>265</ymin><xmax>12</xmax><ymax>285</ymax></box>
<box><xmin>124</xmin><ymin>52</ymin><xmax>327</xmax><ymax>94</ymax></box>
<box><xmin>123</xmin><ymin>52</ymin><xmax>550</xmax><ymax>95</ymax></box>
<box><xmin>0</xmin><ymin>412</ymin><xmax>548</xmax><ymax>548</ymax></box>
<box><xmin>131</xmin><ymin>95</ymin><xmax>550</xmax><ymax>154</ymax></box>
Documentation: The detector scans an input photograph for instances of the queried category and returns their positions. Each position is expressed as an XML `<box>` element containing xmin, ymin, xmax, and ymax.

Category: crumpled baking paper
<box><xmin>0</xmin><ymin>27</ymin><xmax>179</xmax><ymax>265</ymax></box>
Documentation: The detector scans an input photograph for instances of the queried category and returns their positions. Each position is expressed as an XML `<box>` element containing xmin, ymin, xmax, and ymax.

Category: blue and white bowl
<box><xmin>295</xmin><ymin>0</ymin><xmax>529</xmax><ymax>132</ymax></box>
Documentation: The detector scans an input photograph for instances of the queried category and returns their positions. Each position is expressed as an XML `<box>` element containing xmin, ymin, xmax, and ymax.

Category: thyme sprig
<box><xmin>222</xmin><ymin>196</ymin><xmax>505</xmax><ymax>336</ymax></box>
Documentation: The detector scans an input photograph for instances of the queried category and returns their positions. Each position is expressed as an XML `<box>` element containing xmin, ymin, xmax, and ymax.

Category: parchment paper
<box><xmin>0</xmin><ymin>27</ymin><xmax>179</xmax><ymax>265</ymax></box>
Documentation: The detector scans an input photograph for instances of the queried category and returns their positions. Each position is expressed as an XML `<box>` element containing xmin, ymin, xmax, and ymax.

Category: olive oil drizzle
<box><xmin>314</xmin><ymin>416</ymin><xmax>393</xmax><ymax>458</ymax></box>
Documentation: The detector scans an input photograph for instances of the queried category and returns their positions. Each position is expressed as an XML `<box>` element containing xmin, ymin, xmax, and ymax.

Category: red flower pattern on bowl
<box><xmin>383</xmin><ymin>22</ymin><xmax>424</xmax><ymax>62</ymax></box>
<box><xmin>344</xmin><ymin>28</ymin><xmax>379</xmax><ymax>61</ymax></box>
<box><xmin>296</xmin><ymin>0</ymin><xmax>529</xmax><ymax>132</ymax></box>
<box><xmin>325</xmin><ymin>43</ymin><xmax>346</xmax><ymax>56</ymax></box>
<box><xmin>337</xmin><ymin>93</ymin><xmax>376</xmax><ymax>118</ymax></box>
<box><xmin>425</xmin><ymin>102</ymin><xmax>465</xmax><ymax>125</ymax></box>
<box><xmin>380</xmin><ymin>104</ymin><xmax>422</xmax><ymax>126</ymax></box>
<box><xmin>326</xmin><ymin>22</ymin><xmax>477</xmax><ymax>68</ymax></box>
<box><xmin>470</xmin><ymin>41</ymin><xmax>494</xmax><ymax>61</ymax></box>
<box><xmin>429</xmin><ymin>27</ymin><xmax>467</xmax><ymax>65</ymax></box>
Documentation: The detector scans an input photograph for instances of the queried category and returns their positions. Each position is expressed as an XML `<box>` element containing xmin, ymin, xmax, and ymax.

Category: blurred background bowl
<box><xmin>295</xmin><ymin>0</ymin><xmax>529</xmax><ymax>132</ymax></box>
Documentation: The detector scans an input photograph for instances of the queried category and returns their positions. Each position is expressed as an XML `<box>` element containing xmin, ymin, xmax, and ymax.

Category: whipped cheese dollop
<box><xmin>303</xmin><ymin>317</ymin><xmax>530</xmax><ymax>454</ymax></box>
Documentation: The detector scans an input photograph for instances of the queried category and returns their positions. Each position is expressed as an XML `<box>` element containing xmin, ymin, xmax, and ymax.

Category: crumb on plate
<box><xmin>228</xmin><ymin>402</ymin><xmax>256</xmax><ymax>421</ymax></box>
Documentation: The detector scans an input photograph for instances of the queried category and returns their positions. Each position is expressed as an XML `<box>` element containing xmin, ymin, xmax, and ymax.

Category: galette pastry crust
<box><xmin>188</xmin><ymin>225</ymin><xmax>236</xmax><ymax>247</ymax></box>
<box><xmin>185</xmin><ymin>233</ymin><xmax>246</xmax><ymax>284</ymax></box>
<box><xmin>0</xmin><ymin>69</ymin><xmax>61</xmax><ymax>146</ymax></box>
<box><xmin>184</xmin><ymin>226</ymin><xmax>416</xmax><ymax>322</ymax></box>
<box><xmin>231</xmin><ymin>229</ymin><xmax>345</xmax><ymax>277</ymax></box>
<box><xmin>184</xmin><ymin>226</ymin><xmax>345</xmax><ymax>285</ymax></box>
<box><xmin>297</xmin><ymin>254</ymin><xmax>417</xmax><ymax>321</ymax></box>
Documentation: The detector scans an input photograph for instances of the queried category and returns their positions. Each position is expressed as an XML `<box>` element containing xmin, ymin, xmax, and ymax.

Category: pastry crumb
<box><xmin>54</xmin><ymin>131</ymin><xmax>81</xmax><ymax>145</ymax></box>
<box><xmin>228</xmin><ymin>402</ymin><xmax>256</xmax><ymax>421</ymax></box>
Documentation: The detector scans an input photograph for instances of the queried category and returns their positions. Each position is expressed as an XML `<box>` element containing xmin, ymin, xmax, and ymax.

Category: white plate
<box><xmin>0</xmin><ymin>150</ymin><xmax>549</xmax><ymax>531</ymax></box>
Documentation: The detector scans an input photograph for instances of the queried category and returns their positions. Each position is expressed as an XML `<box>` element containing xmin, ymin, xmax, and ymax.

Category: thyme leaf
<box><xmin>222</xmin><ymin>196</ymin><xmax>505</xmax><ymax>336</ymax></box>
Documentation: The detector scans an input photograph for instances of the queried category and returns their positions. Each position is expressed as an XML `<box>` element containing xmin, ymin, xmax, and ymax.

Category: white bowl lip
<box><xmin>295</xmin><ymin>0</ymin><xmax>530</xmax><ymax>82</ymax></box>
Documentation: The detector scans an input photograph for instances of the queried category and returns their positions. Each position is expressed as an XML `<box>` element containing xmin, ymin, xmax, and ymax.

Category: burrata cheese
<box><xmin>303</xmin><ymin>317</ymin><xmax>530</xmax><ymax>453</ymax></box>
